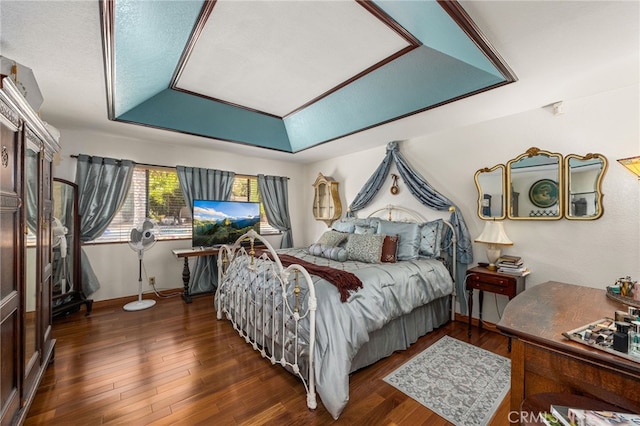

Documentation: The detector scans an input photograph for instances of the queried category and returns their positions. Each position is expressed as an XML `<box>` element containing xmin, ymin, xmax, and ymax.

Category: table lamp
<box><xmin>474</xmin><ymin>220</ymin><xmax>513</xmax><ymax>270</ymax></box>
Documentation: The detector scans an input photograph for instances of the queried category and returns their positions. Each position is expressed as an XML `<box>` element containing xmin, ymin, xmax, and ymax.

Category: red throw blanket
<box><xmin>266</xmin><ymin>252</ymin><xmax>363</xmax><ymax>302</ymax></box>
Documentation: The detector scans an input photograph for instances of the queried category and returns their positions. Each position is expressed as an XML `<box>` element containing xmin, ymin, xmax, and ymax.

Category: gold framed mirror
<box><xmin>507</xmin><ymin>147</ymin><xmax>563</xmax><ymax>220</ymax></box>
<box><xmin>564</xmin><ymin>153</ymin><xmax>607</xmax><ymax>220</ymax></box>
<box><xmin>474</xmin><ymin>164</ymin><xmax>506</xmax><ymax>220</ymax></box>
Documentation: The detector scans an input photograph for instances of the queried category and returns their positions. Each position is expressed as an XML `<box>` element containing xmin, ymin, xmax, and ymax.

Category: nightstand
<box><xmin>466</xmin><ymin>266</ymin><xmax>526</xmax><ymax>343</ymax></box>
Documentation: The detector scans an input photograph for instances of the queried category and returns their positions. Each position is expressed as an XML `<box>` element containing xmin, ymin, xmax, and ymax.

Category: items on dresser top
<box><xmin>497</xmin><ymin>282</ymin><xmax>640</xmax><ymax>415</ymax></box>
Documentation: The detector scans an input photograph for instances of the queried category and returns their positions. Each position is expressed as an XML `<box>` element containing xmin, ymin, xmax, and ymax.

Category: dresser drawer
<box><xmin>467</xmin><ymin>273</ymin><xmax>517</xmax><ymax>297</ymax></box>
<box><xmin>468</xmin><ymin>273</ymin><xmax>512</xmax><ymax>287</ymax></box>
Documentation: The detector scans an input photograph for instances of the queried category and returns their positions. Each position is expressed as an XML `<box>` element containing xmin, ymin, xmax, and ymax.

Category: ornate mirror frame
<box><xmin>564</xmin><ymin>153</ymin><xmax>608</xmax><ymax>220</ymax></box>
<box><xmin>506</xmin><ymin>147</ymin><xmax>564</xmax><ymax>220</ymax></box>
<box><xmin>475</xmin><ymin>147</ymin><xmax>607</xmax><ymax>221</ymax></box>
<box><xmin>474</xmin><ymin>164</ymin><xmax>506</xmax><ymax>220</ymax></box>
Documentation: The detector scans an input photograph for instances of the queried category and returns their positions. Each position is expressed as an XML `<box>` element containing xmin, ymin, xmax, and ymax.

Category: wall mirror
<box><xmin>24</xmin><ymin>143</ymin><xmax>39</xmax><ymax>376</ymax></box>
<box><xmin>474</xmin><ymin>164</ymin><xmax>506</xmax><ymax>220</ymax></box>
<box><xmin>564</xmin><ymin>153</ymin><xmax>608</xmax><ymax>220</ymax></box>
<box><xmin>52</xmin><ymin>178</ymin><xmax>92</xmax><ymax>317</ymax></box>
<box><xmin>507</xmin><ymin>147</ymin><xmax>563</xmax><ymax>220</ymax></box>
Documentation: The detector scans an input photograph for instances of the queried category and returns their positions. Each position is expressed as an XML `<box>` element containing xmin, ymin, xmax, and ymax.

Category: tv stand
<box><xmin>172</xmin><ymin>245</ymin><xmax>265</xmax><ymax>303</ymax></box>
<box><xmin>172</xmin><ymin>247</ymin><xmax>222</xmax><ymax>303</ymax></box>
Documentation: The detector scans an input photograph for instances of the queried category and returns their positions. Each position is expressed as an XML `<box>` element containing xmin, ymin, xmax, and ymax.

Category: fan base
<box><xmin>123</xmin><ymin>299</ymin><xmax>156</xmax><ymax>311</ymax></box>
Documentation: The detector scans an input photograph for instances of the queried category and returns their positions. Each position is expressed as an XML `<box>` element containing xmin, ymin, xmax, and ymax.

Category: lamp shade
<box><xmin>617</xmin><ymin>156</ymin><xmax>640</xmax><ymax>178</ymax></box>
<box><xmin>475</xmin><ymin>221</ymin><xmax>513</xmax><ymax>246</ymax></box>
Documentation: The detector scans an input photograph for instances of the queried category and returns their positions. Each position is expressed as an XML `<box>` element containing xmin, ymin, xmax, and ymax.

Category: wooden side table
<box><xmin>466</xmin><ymin>266</ymin><xmax>526</xmax><ymax>341</ymax></box>
<box><xmin>172</xmin><ymin>247</ymin><xmax>222</xmax><ymax>303</ymax></box>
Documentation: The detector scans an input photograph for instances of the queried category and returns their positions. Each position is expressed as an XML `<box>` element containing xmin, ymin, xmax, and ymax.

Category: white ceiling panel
<box><xmin>176</xmin><ymin>0</ymin><xmax>410</xmax><ymax>116</ymax></box>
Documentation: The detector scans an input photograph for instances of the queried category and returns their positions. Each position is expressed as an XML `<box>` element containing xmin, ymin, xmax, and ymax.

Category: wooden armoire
<box><xmin>0</xmin><ymin>75</ymin><xmax>59</xmax><ymax>425</ymax></box>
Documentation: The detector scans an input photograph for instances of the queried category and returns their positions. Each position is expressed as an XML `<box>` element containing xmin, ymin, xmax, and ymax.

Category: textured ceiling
<box><xmin>1</xmin><ymin>1</ymin><xmax>637</xmax><ymax>163</ymax></box>
<box><xmin>104</xmin><ymin>0</ymin><xmax>516</xmax><ymax>153</ymax></box>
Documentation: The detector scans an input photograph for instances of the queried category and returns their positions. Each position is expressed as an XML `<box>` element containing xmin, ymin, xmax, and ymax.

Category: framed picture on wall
<box><xmin>529</xmin><ymin>179</ymin><xmax>558</xmax><ymax>208</ymax></box>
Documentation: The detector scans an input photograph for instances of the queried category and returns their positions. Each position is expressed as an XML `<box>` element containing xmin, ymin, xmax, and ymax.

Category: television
<box><xmin>192</xmin><ymin>199</ymin><xmax>260</xmax><ymax>247</ymax></box>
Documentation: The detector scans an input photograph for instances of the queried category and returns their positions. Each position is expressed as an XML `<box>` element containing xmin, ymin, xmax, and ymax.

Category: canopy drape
<box><xmin>347</xmin><ymin>141</ymin><xmax>473</xmax><ymax>313</ymax></box>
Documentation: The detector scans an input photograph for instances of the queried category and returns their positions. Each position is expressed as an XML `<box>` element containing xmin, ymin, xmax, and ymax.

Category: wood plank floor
<box><xmin>25</xmin><ymin>293</ymin><xmax>513</xmax><ymax>425</ymax></box>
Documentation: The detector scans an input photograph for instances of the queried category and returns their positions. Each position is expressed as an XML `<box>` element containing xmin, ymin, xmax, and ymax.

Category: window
<box><xmin>231</xmin><ymin>175</ymin><xmax>280</xmax><ymax>235</ymax></box>
<box><xmin>92</xmin><ymin>166</ymin><xmax>280</xmax><ymax>243</ymax></box>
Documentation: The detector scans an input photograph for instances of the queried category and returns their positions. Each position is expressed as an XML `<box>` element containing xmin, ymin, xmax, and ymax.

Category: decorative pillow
<box><xmin>316</xmin><ymin>230</ymin><xmax>348</xmax><ymax>247</ymax></box>
<box><xmin>377</xmin><ymin>220</ymin><xmax>421</xmax><ymax>261</ymax></box>
<box><xmin>308</xmin><ymin>243</ymin><xmax>348</xmax><ymax>262</ymax></box>
<box><xmin>419</xmin><ymin>219</ymin><xmax>444</xmax><ymax>258</ymax></box>
<box><xmin>380</xmin><ymin>235</ymin><xmax>399</xmax><ymax>263</ymax></box>
<box><xmin>345</xmin><ymin>233</ymin><xmax>385</xmax><ymax>263</ymax></box>
<box><xmin>366</xmin><ymin>217</ymin><xmax>380</xmax><ymax>230</ymax></box>
<box><xmin>354</xmin><ymin>224</ymin><xmax>376</xmax><ymax>235</ymax></box>
<box><xmin>332</xmin><ymin>217</ymin><xmax>377</xmax><ymax>232</ymax></box>
<box><xmin>331</xmin><ymin>219</ymin><xmax>356</xmax><ymax>233</ymax></box>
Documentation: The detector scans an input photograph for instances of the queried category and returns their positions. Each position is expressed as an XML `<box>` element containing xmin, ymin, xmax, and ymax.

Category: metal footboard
<box><xmin>216</xmin><ymin>230</ymin><xmax>317</xmax><ymax>410</ymax></box>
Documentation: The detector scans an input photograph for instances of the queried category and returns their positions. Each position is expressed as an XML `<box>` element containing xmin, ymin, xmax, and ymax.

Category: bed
<box><xmin>215</xmin><ymin>205</ymin><xmax>457</xmax><ymax>419</ymax></box>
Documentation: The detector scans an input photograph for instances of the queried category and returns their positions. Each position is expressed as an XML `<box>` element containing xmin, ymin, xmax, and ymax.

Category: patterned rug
<box><xmin>383</xmin><ymin>336</ymin><xmax>510</xmax><ymax>426</ymax></box>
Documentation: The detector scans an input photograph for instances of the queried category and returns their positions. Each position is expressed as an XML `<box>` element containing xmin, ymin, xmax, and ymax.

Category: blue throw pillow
<box><xmin>419</xmin><ymin>219</ymin><xmax>444</xmax><ymax>258</ymax></box>
<box><xmin>331</xmin><ymin>219</ymin><xmax>356</xmax><ymax>233</ymax></box>
<box><xmin>377</xmin><ymin>220</ymin><xmax>421</xmax><ymax>261</ymax></box>
<box><xmin>354</xmin><ymin>224</ymin><xmax>376</xmax><ymax>235</ymax></box>
<box><xmin>308</xmin><ymin>243</ymin><xmax>348</xmax><ymax>262</ymax></box>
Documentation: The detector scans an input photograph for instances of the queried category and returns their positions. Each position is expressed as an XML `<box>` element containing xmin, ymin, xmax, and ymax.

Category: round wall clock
<box><xmin>529</xmin><ymin>179</ymin><xmax>558</xmax><ymax>208</ymax></box>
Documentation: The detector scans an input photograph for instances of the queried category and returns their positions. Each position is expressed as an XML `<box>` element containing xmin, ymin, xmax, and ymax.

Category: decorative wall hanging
<box><xmin>390</xmin><ymin>174</ymin><xmax>400</xmax><ymax>195</ymax></box>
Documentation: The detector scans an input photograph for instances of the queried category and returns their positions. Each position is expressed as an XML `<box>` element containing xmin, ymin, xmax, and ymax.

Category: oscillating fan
<box><xmin>124</xmin><ymin>218</ymin><xmax>157</xmax><ymax>311</ymax></box>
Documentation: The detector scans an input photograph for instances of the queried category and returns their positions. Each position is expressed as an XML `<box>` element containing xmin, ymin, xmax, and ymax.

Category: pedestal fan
<box><xmin>124</xmin><ymin>218</ymin><xmax>157</xmax><ymax>311</ymax></box>
<box><xmin>52</xmin><ymin>217</ymin><xmax>68</xmax><ymax>293</ymax></box>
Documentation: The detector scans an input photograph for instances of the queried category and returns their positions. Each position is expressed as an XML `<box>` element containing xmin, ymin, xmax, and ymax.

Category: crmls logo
<box><xmin>509</xmin><ymin>411</ymin><xmax>554</xmax><ymax>423</ymax></box>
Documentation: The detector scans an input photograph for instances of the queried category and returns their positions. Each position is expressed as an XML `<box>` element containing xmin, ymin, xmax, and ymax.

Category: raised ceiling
<box><xmin>103</xmin><ymin>0</ymin><xmax>516</xmax><ymax>153</ymax></box>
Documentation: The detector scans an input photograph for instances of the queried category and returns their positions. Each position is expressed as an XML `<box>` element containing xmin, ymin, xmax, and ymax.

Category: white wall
<box><xmin>53</xmin><ymin>129</ymin><xmax>306</xmax><ymax>302</ymax></box>
<box><xmin>53</xmin><ymin>85</ymin><xmax>639</xmax><ymax>324</ymax></box>
<box><xmin>305</xmin><ymin>85</ymin><xmax>640</xmax><ymax>324</ymax></box>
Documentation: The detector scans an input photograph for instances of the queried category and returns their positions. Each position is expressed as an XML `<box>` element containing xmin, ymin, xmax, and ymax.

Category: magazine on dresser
<box><xmin>550</xmin><ymin>405</ymin><xmax>640</xmax><ymax>426</ymax></box>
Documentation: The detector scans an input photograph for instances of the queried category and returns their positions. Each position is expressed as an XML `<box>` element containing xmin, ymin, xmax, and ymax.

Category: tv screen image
<box><xmin>192</xmin><ymin>200</ymin><xmax>260</xmax><ymax>247</ymax></box>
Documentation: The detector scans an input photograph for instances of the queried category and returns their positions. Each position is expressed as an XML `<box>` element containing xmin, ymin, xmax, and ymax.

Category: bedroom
<box><xmin>1</xmin><ymin>0</ymin><xmax>638</xmax><ymax>424</ymax></box>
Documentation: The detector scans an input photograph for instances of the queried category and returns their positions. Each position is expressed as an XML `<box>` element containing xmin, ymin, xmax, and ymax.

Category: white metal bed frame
<box><xmin>216</xmin><ymin>231</ymin><xmax>318</xmax><ymax>410</ymax></box>
<box><xmin>215</xmin><ymin>204</ymin><xmax>457</xmax><ymax>413</ymax></box>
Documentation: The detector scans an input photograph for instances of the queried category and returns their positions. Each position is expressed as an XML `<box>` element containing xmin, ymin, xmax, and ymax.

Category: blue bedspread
<box><xmin>277</xmin><ymin>248</ymin><xmax>453</xmax><ymax>419</ymax></box>
<box><xmin>218</xmin><ymin>247</ymin><xmax>453</xmax><ymax>419</ymax></box>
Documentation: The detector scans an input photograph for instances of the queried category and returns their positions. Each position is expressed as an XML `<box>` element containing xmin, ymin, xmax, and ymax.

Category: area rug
<box><xmin>383</xmin><ymin>336</ymin><xmax>510</xmax><ymax>426</ymax></box>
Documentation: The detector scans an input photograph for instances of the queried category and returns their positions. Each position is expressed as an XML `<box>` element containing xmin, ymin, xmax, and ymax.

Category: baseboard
<box><xmin>84</xmin><ymin>288</ymin><xmax>185</xmax><ymax>310</ymax></box>
<box><xmin>454</xmin><ymin>313</ymin><xmax>500</xmax><ymax>334</ymax></box>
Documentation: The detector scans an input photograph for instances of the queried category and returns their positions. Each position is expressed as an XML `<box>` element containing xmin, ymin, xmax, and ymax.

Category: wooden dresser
<box><xmin>497</xmin><ymin>281</ymin><xmax>640</xmax><ymax>414</ymax></box>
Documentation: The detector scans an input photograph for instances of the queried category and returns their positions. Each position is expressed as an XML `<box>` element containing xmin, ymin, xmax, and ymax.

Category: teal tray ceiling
<box><xmin>103</xmin><ymin>0</ymin><xmax>516</xmax><ymax>153</ymax></box>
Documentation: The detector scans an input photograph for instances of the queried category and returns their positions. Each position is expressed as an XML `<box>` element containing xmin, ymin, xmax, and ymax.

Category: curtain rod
<box><xmin>70</xmin><ymin>154</ymin><xmax>168</xmax><ymax>170</ymax></box>
<box><xmin>69</xmin><ymin>155</ymin><xmax>289</xmax><ymax>179</ymax></box>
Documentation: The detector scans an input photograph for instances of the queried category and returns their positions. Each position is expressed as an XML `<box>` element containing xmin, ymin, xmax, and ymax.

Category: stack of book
<box><xmin>497</xmin><ymin>255</ymin><xmax>531</xmax><ymax>276</ymax></box>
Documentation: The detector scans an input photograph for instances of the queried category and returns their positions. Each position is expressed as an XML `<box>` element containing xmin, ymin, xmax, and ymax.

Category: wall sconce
<box><xmin>474</xmin><ymin>220</ymin><xmax>513</xmax><ymax>271</ymax></box>
<box><xmin>617</xmin><ymin>156</ymin><xmax>640</xmax><ymax>178</ymax></box>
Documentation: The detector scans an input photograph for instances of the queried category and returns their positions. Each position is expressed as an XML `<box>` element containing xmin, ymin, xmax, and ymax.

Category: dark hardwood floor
<box><xmin>25</xmin><ymin>293</ymin><xmax>512</xmax><ymax>425</ymax></box>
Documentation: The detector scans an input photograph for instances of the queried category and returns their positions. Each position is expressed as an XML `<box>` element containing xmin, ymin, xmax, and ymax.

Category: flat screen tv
<box><xmin>192</xmin><ymin>199</ymin><xmax>260</xmax><ymax>247</ymax></box>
